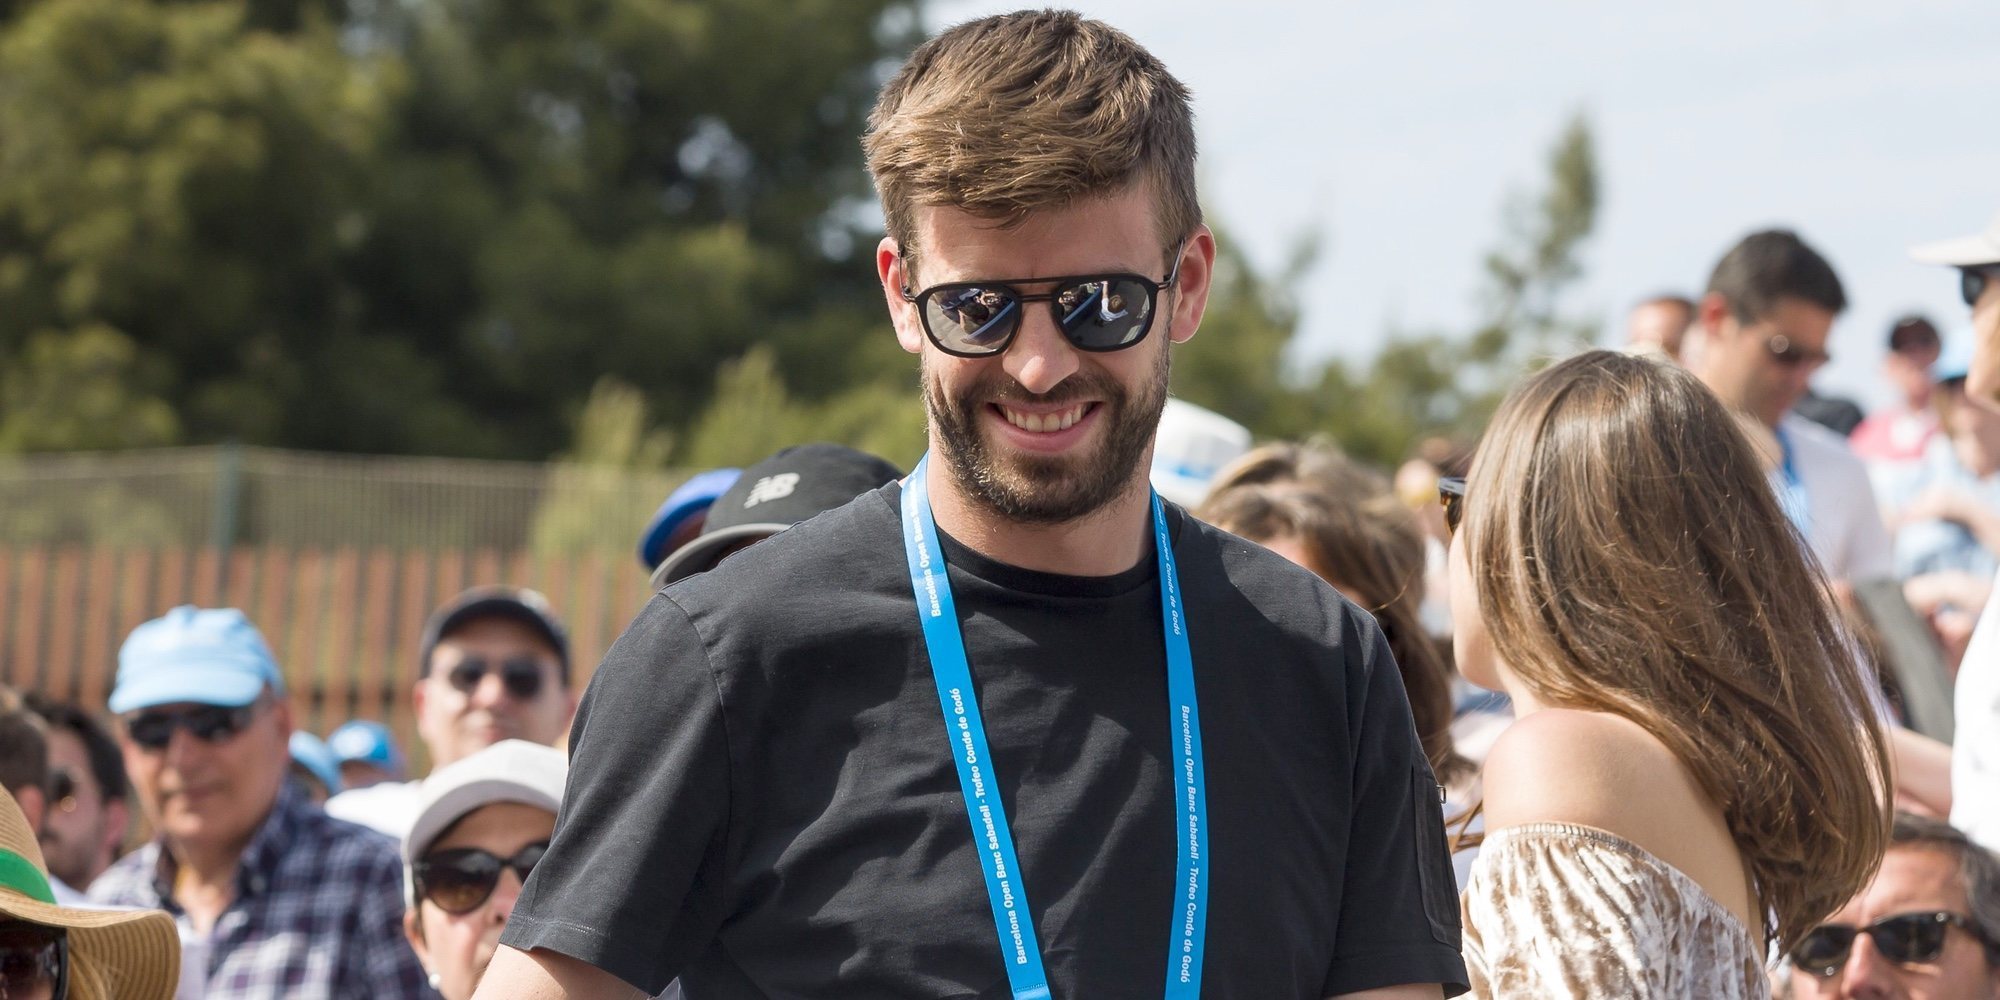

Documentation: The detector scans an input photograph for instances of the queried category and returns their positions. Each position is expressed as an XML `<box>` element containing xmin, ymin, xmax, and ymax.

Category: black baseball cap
<box><xmin>652</xmin><ymin>443</ymin><xmax>902</xmax><ymax>587</ymax></box>
<box><xmin>420</xmin><ymin>587</ymin><xmax>571</xmax><ymax>683</ymax></box>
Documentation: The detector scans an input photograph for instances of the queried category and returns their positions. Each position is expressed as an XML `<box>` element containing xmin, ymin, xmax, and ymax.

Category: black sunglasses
<box><xmin>415</xmin><ymin>843</ymin><xmax>549</xmax><ymax>915</ymax></box>
<box><xmin>444</xmin><ymin>656</ymin><xmax>547</xmax><ymax>701</ymax></box>
<box><xmin>1438</xmin><ymin>477</ymin><xmax>1466</xmax><ymax>537</ymax></box>
<box><xmin>125</xmin><ymin>701</ymin><xmax>263</xmax><ymax>752</ymax></box>
<box><xmin>899</xmin><ymin>249</ymin><xmax>1185</xmax><ymax>358</ymax></box>
<box><xmin>1791</xmin><ymin>910</ymin><xmax>1998</xmax><ymax>977</ymax></box>
<box><xmin>0</xmin><ymin>921</ymin><xmax>68</xmax><ymax>1000</ymax></box>
<box><xmin>1765</xmin><ymin>333</ymin><xmax>1830</xmax><ymax>368</ymax></box>
<box><xmin>47</xmin><ymin>770</ymin><xmax>77</xmax><ymax>815</ymax></box>
<box><xmin>1963</xmin><ymin>266</ymin><xmax>2000</xmax><ymax>308</ymax></box>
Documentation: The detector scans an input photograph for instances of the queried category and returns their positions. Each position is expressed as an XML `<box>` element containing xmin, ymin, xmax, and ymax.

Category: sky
<box><xmin>923</xmin><ymin>0</ymin><xmax>1999</xmax><ymax>411</ymax></box>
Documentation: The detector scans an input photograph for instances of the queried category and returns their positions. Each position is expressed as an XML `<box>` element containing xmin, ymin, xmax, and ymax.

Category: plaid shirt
<box><xmin>90</xmin><ymin>781</ymin><xmax>436</xmax><ymax>999</ymax></box>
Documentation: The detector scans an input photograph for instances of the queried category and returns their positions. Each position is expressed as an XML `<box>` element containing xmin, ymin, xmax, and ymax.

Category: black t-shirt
<box><xmin>503</xmin><ymin>485</ymin><xmax>1468</xmax><ymax>999</ymax></box>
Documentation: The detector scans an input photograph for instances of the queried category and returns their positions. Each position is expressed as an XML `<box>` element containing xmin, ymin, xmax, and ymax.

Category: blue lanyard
<box><xmin>1773</xmin><ymin>425</ymin><xmax>1810</xmax><ymax>535</ymax></box>
<box><xmin>901</xmin><ymin>455</ymin><xmax>1210</xmax><ymax>1000</ymax></box>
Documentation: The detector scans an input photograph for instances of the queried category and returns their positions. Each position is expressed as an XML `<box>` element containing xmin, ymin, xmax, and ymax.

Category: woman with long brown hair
<box><xmin>1450</xmin><ymin>350</ymin><xmax>1890</xmax><ymax>997</ymax></box>
<box><xmin>1197</xmin><ymin>453</ymin><xmax>1471</xmax><ymax>787</ymax></box>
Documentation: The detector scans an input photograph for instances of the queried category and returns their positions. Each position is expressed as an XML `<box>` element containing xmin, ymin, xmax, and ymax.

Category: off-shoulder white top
<box><xmin>1460</xmin><ymin>822</ymin><xmax>1767</xmax><ymax>999</ymax></box>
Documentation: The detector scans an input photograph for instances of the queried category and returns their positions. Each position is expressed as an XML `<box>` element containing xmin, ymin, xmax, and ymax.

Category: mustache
<box><xmin>960</xmin><ymin>374</ymin><xmax>1124</xmax><ymax>408</ymax></box>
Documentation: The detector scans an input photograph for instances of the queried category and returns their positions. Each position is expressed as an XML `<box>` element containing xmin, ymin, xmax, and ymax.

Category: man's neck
<box><xmin>167</xmin><ymin>837</ymin><xmax>250</xmax><ymax>932</ymax></box>
<box><xmin>923</xmin><ymin>460</ymin><xmax>1153</xmax><ymax>578</ymax></box>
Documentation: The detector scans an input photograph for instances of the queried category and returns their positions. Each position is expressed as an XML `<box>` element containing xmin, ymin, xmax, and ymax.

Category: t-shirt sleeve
<box><xmin>1320</xmin><ymin>619</ymin><xmax>1471</xmax><ymax>998</ymax></box>
<box><xmin>500</xmin><ymin>595</ymin><xmax>735</xmax><ymax>995</ymax></box>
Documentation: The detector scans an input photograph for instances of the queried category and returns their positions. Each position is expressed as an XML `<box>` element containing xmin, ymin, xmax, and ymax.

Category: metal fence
<box><xmin>0</xmin><ymin>446</ymin><xmax>691</xmax><ymax>763</ymax></box>
<box><xmin>0</xmin><ymin>445</ymin><xmax>689</xmax><ymax>554</ymax></box>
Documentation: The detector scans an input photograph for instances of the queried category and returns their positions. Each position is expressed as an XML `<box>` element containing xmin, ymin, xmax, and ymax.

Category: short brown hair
<box><xmin>863</xmin><ymin>9</ymin><xmax>1200</xmax><ymax>272</ymax></box>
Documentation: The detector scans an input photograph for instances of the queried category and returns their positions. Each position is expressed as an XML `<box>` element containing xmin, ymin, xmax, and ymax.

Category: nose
<box><xmin>163</xmin><ymin>722</ymin><xmax>205</xmax><ymax>766</ymax></box>
<box><xmin>489</xmin><ymin>868</ymin><xmax>526</xmax><ymax>924</ymax></box>
<box><xmin>471</xmin><ymin>670</ymin><xmax>516</xmax><ymax>709</ymax></box>
<box><xmin>1000</xmin><ymin>306</ymin><xmax>1081</xmax><ymax>396</ymax></box>
<box><xmin>1835</xmin><ymin>932</ymin><xmax>1895</xmax><ymax>999</ymax></box>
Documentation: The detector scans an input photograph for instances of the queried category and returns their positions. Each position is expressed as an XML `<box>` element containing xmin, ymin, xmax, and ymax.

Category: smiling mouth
<box><xmin>995</xmin><ymin>403</ymin><xmax>1091</xmax><ymax>432</ymax></box>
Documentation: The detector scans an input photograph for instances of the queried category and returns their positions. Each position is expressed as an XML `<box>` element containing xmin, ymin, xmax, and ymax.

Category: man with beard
<box><xmin>478</xmin><ymin>10</ymin><xmax>1467</xmax><ymax>1000</ymax></box>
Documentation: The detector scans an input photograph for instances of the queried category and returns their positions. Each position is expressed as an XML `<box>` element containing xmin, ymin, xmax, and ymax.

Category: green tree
<box><xmin>1311</xmin><ymin>112</ymin><xmax>1601</xmax><ymax>466</ymax></box>
<box><xmin>0</xmin><ymin>0</ymin><xmax>922</xmax><ymax>459</ymax></box>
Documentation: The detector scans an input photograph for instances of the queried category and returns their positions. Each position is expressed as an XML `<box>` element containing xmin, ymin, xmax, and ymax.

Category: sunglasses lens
<box><xmin>420</xmin><ymin>851</ymin><xmax>503</xmax><ymax>914</ymax></box>
<box><xmin>1875</xmin><ymin>914</ymin><xmax>1951</xmax><ymax>964</ymax></box>
<box><xmin>1055</xmin><ymin>277</ymin><xmax>1157</xmax><ymax>350</ymax></box>
<box><xmin>448</xmin><ymin>659</ymin><xmax>484</xmax><ymax>694</ymax></box>
<box><xmin>0</xmin><ymin>922</ymin><xmax>64</xmax><ymax>999</ymax></box>
<box><xmin>500</xmin><ymin>659</ymin><xmax>545</xmax><ymax>700</ymax></box>
<box><xmin>127</xmin><ymin>715</ymin><xmax>174</xmax><ymax>750</ymax></box>
<box><xmin>1792</xmin><ymin>925</ymin><xmax>1853</xmax><ymax>975</ymax></box>
<box><xmin>511</xmin><ymin>842</ymin><xmax>549</xmax><ymax>881</ymax></box>
<box><xmin>924</xmin><ymin>286</ymin><xmax>1021</xmax><ymax>355</ymax></box>
<box><xmin>1437</xmin><ymin>478</ymin><xmax>1467</xmax><ymax>537</ymax></box>
<box><xmin>1966</xmin><ymin>270</ymin><xmax>1990</xmax><ymax>309</ymax></box>
<box><xmin>186</xmin><ymin>706</ymin><xmax>247</xmax><ymax>743</ymax></box>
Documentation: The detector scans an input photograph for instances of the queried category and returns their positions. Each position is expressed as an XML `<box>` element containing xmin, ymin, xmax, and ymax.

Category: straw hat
<box><xmin>0</xmin><ymin>789</ymin><xmax>178</xmax><ymax>1000</ymax></box>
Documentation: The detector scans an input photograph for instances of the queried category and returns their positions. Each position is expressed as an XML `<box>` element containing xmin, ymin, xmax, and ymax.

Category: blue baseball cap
<box><xmin>288</xmin><ymin>732</ymin><xmax>344</xmax><ymax>796</ymax></box>
<box><xmin>109</xmin><ymin>606</ymin><xmax>285</xmax><ymax>714</ymax></box>
<box><xmin>637</xmin><ymin>469</ymin><xmax>741</xmax><ymax>571</ymax></box>
<box><xmin>328</xmin><ymin>720</ymin><xmax>405</xmax><ymax>778</ymax></box>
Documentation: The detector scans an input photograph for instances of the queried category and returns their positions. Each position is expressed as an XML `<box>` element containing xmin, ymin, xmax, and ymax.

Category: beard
<box><xmin>923</xmin><ymin>346</ymin><xmax>1170</xmax><ymax>525</ymax></box>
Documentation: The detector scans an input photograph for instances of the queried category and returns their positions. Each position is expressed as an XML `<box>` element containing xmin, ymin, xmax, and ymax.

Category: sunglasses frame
<box><xmin>0</xmin><ymin>920</ymin><xmax>69</xmax><ymax>1000</ymax></box>
<box><xmin>414</xmin><ymin>842</ymin><xmax>550</xmax><ymax>915</ymax></box>
<box><xmin>1963</xmin><ymin>266</ymin><xmax>2000</xmax><ymax>308</ymax></box>
<box><xmin>1791</xmin><ymin>909</ymin><xmax>1998</xmax><ymax>977</ymax></box>
<box><xmin>1765</xmin><ymin>332</ymin><xmax>1830</xmax><ymax>368</ymax></box>
<box><xmin>899</xmin><ymin>246</ymin><xmax>1187</xmax><ymax>359</ymax></box>
<box><xmin>1438</xmin><ymin>477</ymin><xmax>1466</xmax><ymax>537</ymax></box>
<box><xmin>47</xmin><ymin>769</ymin><xmax>78</xmax><ymax>815</ymax></box>
<box><xmin>124</xmin><ymin>700</ymin><xmax>265</xmax><ymax>752</ymax></box>
<box><xmin>444</xmin><ymin>655</ymin><xmax>548</xmax><ymax>701</ymax></box>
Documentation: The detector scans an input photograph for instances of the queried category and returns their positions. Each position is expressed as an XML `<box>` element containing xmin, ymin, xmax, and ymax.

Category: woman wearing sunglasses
<box><xmin>0</xmin><ymin>787</ymin><xmax>177</xmax><ymax>1000</ymax></box>
<box><xmin>1447</xmin><ymin>350</ymin><xmax>1891</xmax><ymax>997</ymax></box>
<box><xmin>403</xmin><ymin>740</ymin><xmax>566</xmax><ymax>1000</ymax></box>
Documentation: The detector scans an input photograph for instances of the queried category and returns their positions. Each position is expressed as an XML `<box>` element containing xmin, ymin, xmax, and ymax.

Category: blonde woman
<box><xmin>1449</xmin><ymin>350</ymin><xmax>1890</xmax><ymax>997</ymax></box>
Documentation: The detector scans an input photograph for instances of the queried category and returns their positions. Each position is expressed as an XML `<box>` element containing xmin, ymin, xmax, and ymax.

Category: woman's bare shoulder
<box><xmin>1482</xmin><ymin>708</ymin><xmax>1704</xmax><ymax>839</ymax></box>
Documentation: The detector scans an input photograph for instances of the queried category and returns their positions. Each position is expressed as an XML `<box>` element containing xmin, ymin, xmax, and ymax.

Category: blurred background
<box><xmin>0</xmin><ymin>0</ymin><xmax>1992</xmax><ymax>734</ymax></box>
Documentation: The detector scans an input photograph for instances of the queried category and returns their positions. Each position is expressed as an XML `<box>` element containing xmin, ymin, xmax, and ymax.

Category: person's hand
<box><xmin>1902</xmin><ymin>570</ymin><xmax>1990</xmax><ymax>615</ymax></box>
<box><xmin>1900</xmin><ymin>487</ymin><xmax>1976</xmax><ymax>528</ymax></box>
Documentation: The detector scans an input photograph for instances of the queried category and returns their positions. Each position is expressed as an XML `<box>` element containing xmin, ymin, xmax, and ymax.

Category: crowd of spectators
<box><xmin>5</xmin><ymin>7</ymin><xmax>2000</xmax><ymax>1000</ymax></box>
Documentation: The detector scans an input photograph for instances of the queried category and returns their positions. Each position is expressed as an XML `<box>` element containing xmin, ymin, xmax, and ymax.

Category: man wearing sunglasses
<box><xmin>21</xmin><ymin>696</ymin><xmax>130</xmax><ymax>903</ymax></box>
<box><xmin>329</xmin><ymin>588</ymin><xmax>575</xmax><ymax>840</ymax></box>
<box><xmin>1689</xmin><ymin>228</ymin><xmax>1894</xmax><ymax>586</ymax></box>
<box><xmin>402</xmin><ymin>740</ymin><xmax>566</xmax><ymax>1000</ymax></box>
<box><xmin>1786</xmin><ymin>812</ymin><xmax>2000</xmax><ymax>999</ymax></box>
<box><xmin>482</xmin><ymin>10</ymin><xmax>1465</xmax><ymax>1000</ymax></box>
<box><xmin>1909</xmin><ymin>209</ymin><xmax>2000</xmax><ymax>856</ymax></box>
<box><xmin>88</xmin><ymin>606</ymin><xmax>434</xmax><ymax>998</ymax></box>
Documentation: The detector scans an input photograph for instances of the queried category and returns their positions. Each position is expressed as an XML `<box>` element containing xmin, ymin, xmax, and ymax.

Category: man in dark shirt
<box><xmin>481</xmin><ymin>10</ymin><xmax>1466</xmax><ymax>999</ymax></box>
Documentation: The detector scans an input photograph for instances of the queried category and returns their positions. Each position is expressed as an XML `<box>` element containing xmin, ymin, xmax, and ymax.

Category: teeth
<box><xmin>1001</xmin><ymin>405</ymin><xmax>1086</xmax><ymax>433</ymax></box>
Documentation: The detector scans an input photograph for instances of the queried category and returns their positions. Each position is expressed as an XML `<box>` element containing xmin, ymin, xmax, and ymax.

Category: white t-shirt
<box><xmin>323</xmin><ymin>780</ymin><xmax>422</xmax><ymax>841</ymax></box>
<box><xmin>1779</xmin><ymin>414</ymin><xmax>1895</xmax><ymax>582</ymax></box>
<box><xmin>1952</xmin><ymin>568</ymin><xmax>2000</xmax><ymax>852</ymax></box>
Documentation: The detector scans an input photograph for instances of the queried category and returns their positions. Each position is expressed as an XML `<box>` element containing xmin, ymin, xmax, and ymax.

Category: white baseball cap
<box><xmin>1910</xmin><ymin>210</ymin><xmax>2000</xmax><ymax>268</ymax></box>
<box><xmin>1150</xmin><ymin>398</ymin><xmax>1252</xmax><ymax>508</ymax></box>
<box><xmin>402</xmin><ymin>740</ymin><xmax>567</xmax><ymax>906</ymax></box>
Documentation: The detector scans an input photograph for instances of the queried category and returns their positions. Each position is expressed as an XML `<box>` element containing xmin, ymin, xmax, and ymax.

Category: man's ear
<box><xmin>102</xmin><ymin>796</ymin><xmax>131</xmax><ymax>860</ymax></box>
<box><xmin>1698</xmin><ymin>291</ymin><xmax>1734</xmax><ymax>339</ymax></box>
<box><xmin>15</xmin><ymin>785</ymin><xmax>44</xmax><ymax>835</ymax></box>
<box><xmin>1164</xmin><ymin>226</ymin><xmax>1218</xmax><ymax>346</ymax></box>
<box><xmin>879</xmin><ymin>237</ymin><xmax>926</xmax><ymax>356</ymax></box>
